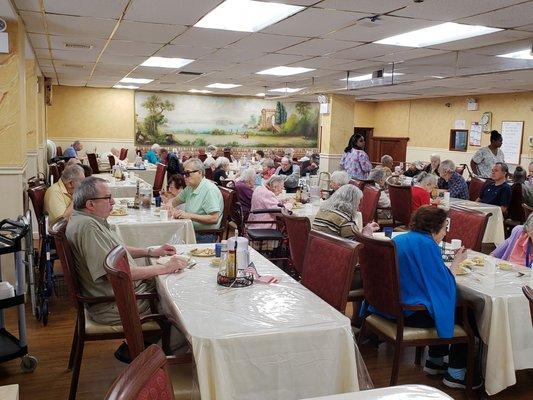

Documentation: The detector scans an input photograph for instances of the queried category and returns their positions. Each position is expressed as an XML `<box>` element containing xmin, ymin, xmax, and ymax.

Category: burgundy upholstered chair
<box><xmin>197</xmin><ymin>186</ymin><xmax>234</xmax><ymax>242</ymax></box>
<box><xmin>354</xmin><ymin>231</ymin><xmax>475</xmax><ymax>390</ymax></box>
<box><xmin>204</xmin><ymin>167</ymin><xmax>214</xmax><ymax>181</ymax></box>
<box><xmin>360</xmin><ymin>184</ymin><xmax>381</xmax><ymax>225</ymax></box>
<box><xmin>468</xmin><ymin>176</ymin><xmax>487</xmax><ymax>201</ymax></box>
<box><xmin>388</xmin><ymin>183</ymin><xmax>412</xmax><ymax>228</ymax></box>
<box><xmin>198</xmin><ymin>153</ymin><xmax>207</xmax><ymax>162</ymax></box>
<box><xmin>281</xmin><ymin>210</ymin><xmax>311</xmax><ymax>277</ymax></box>
<box><xmin>108</xmin><ymin>155</ymin><xmax>116</xmax><ymax>169</ymax></box>
<box><xmin>505</xmin><ymin>183</ymin><xmax>526</xmax><ymax>234</ymax></box>
<box><xmin>49</xmin><ymin>163</ymin><xmax>60</xmax><ymax>184</ymax></box>
<box><xmin>57</xmin><ymin>160</ymin><xmax>66</xmax><ymax>177</ymax></box>
<box><xmin>119</xmin><ymin>148</ymin><xmax>128</xmax><ymax>161</ymax></box>
<box><xmin>86</xmin><ymin>153</ymin><xmax>101</xmax><ymax>174</ymax></box>
<box><xmin>301</xmin><ymin>230</ymin><xmax>360</xmax><ymax>312</ymax></box>
<box><xmin>444</xmin><ymin>206</ymin><xmax>491</xmax><ymax>252</ymax></box>
<box><xmin>349</xmin><ymin>179</ymin><xmax>366</xmax><ymax>191</ymax></box>
<box><xmin>523</xmin><ymin>285</ymin><xmax>533</xmax><ymax>326</ymax></box>
<box><xmin>56</xmin><ymin>146</ymin><xmax>63</xmax><ymax>157</ymax></box>
<box><xmin>153</xmin><ymin>163</ymin><xmax>167</xmax><ymax>197</ymax></box>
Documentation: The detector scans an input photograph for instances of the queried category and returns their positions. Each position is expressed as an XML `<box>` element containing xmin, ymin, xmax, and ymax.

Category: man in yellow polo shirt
<box><xmin>44</xmin><ymin>164</ymin><xmax>85</xmax><ymax>225</ymax></box>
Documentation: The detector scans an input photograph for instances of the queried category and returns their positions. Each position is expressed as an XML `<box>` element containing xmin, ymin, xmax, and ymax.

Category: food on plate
<box><xmin>459</xmin><ymin>257</ymin><xmax>484</xmax><ymax>268</ymax></box>
<box><xmin>292</xmin><ymin>202</ymin><xmax>303</xmax><ymax>209</ymax></box>
<box><xmin>497</xmin><ymin>262</ymin><xmax>513</xmax><ymax>271</ymax></box>
<box><xmin>210</xmin><ymin>257</ymin><xmax>221</xmax><ymax>267</ymax></box>
<box><xmin>110</xmin><ymin>207</ymin><xmax>128</xmax><ymax>216</ymax></box>
<box><xmin>453</xmin><ymin>265</ymin><xmax>471</xmax><ymax>276</ymax></box>
<box><xmin>190</xmin><ymin>248</ymin><xmax>216</xmax><ymax>257</ymax></box>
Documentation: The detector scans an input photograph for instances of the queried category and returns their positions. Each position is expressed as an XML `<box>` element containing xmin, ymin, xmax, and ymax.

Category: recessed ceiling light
<box><xmin>255</xmin><ymin>93</ymin><xmax>266</xmax><ymax>96</ymax></box>
<box><xmin>268</xmin><ymin>87</ymin><xmax>303</xmax><ymax>93</ymax></box>
<box><xmin>341</xmin><ymin>72</ymin><xmax>403</xmax><ymax>82</ymax></box>
<box><xmin>194</xmin><ymin>0</ymin><xmax>303</xmax><ymax>33</ymax></box>
<box><xmin>496</xmin><ymin>49</ymin><xmax>533</xmax><ymax>60</ymax></box>
<box><xmin>113</xmin><ymin>84</ymin><xmax>139</xmax><ymax>89</ymax></box>
<box><xmin>256</xmin><ymin>66</ymin><xmax>315</xmax><ymax>76</ymax></box>
<box><xmin>374</xmin><ymin>22</ymin><xmax>501</xmax><ymax>47</ymax></box>
<box><xmin>141</xmin><ymin>56</ymin><xmax>195</xmax><ymax>69</ymax></box>
<box><xmin>120</xmin><ymin>77</ymin><xmax>154</xmax><ymax>84</ymax></box>
<box><xmin>188</xmin><ymin>89</ymin><xmax>213</xmax><ymax>94</ymax></box>
<box><xmin>206</xmin><ymin>83</ymin><xmax>242</xmax><ymax>89</ymax></box>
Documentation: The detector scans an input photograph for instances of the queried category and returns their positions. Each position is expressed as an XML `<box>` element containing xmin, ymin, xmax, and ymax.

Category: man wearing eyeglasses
<box><xmin>66</xmin><ymin>176</ymin><xmax>188</xmax><ymax>326</ymax></box>
<box><xmin>170</xmin><ymin>158</ymin><xmax>223</xmax><ymax>243</ymax></box>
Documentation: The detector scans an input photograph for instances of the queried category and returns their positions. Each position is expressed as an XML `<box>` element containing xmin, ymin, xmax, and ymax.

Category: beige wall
<box><xmin>48</xmin><ymin>85</ymin><xmax>134</xmax><ymax>140</ymax></box>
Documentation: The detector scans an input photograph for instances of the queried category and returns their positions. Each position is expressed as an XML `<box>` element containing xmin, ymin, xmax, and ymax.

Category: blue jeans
<box><xmin>195</xmin><ymin>233</ymin><xmax>218</xmax><ymax>243</ymax></box>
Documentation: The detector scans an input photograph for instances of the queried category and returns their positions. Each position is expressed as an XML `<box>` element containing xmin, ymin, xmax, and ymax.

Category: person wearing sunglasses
<box><xmin>170</xmin><ymin>158</ymin><xmax>224</xmax><ymax>243</ymax></box>
<box><xmin>66</xmin><ymin>176</ymin><xmax>189</xmax><ymax>327</ymax></box>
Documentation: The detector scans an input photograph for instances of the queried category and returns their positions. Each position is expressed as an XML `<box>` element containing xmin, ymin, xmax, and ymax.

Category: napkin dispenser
<box><xmin>226</xmin><ymin>235</ymin><xmax>249</xmax><ymax>276</ymax></box>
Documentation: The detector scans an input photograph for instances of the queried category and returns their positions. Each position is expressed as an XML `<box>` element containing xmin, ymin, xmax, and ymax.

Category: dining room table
<box><xmin>125</xmin><ymin>163</ymin><xmax>158</xmax><ymax>185</ymax></box>
<box><xmin>299</xmin><ymin>384</ymin><xmax>453</xmax><ymax>400</ymax></box>
<box><xmin>155</xmin><ymin>243</ymin><xmax>362</xmax><ymax>400</ymax></box>
<box><xmin>93</xmin><ymin>173</ymin><xmax>152</xmax><ymax>199</ymax></box>
<box><xmin>107</xmin><ymin>198</ymin><xmax>196</xmax><ymax>248</ymax></box>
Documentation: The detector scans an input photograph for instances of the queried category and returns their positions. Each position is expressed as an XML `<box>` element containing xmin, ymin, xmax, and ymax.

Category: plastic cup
<box><xmin>384</xmin><ymin>227</ymin><xmax>393</xmax><ymax>238</ymax></box>
<box><xmin>160</xmin><ymin>210</ymin><xmax>169</xmax><ymax>221</ymax></box>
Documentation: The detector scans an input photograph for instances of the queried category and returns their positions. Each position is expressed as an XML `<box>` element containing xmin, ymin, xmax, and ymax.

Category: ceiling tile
<box><xmin>257</xmin><ymin>0</ymin><xmax>319</xmax><ymax>5</ymax></box>
<box><xmin>285</xmin><ymin>56</ymin><xmax>356</xmax><ymax>69</ymax></box>
<box><xmin>47</xmin><ymin>35</ymin><xmax>106</xmax><ymax>55</ymax></box>
<box><xmin>20</xmin><ymin>11</ymin><xmax>45</xmax><ymax>33</ymax></box>
<box><xmin>202</xmin><ymin>48</ymin><xmax>267</xmax><ymax>63</ymax></box>
<box><xmin>54</xmin><ymin>61</ymin><xmax>94</xmax><ymax>73</ymax></box>
<box><xmin>125</xmin><ymin>0</ymin><xmax>220</xmax><ymax>25</ymax></box>
<box><xmin>45</xmin><ymin>14</ymin><xmax>116</xmax><ymax>38</ymax></box>
<box><xmin>34</xmin><ymin>48</ymin><xmax>52</xmax><ymax>59</ymax></box>
<box><xmin>179</xmin><ymin>60</ymin><xmax>236</xmax><ymax>73</ymax></box>
<box><xmin>14</xmin><ymin>0</ymin><xmax>40</xmax><ymax>12</ymax></box>
<box><xmin>247</xmin><ymin>53</ymin><xmax>310</xmax><ymax>66</ymax></box>
<box><xmin>51</xmin><ymin>49</ymin><xmax>99</xmax><ymax>62</ymax></box>
<box><xmin>331</xmin><ymin>59</ymin><xmax>395</xmax><ymax>71</ymax></box>
<box><xmin>57</xmin><ymin>79</ymin><xmax>87</xmax><ymax>86</ymax></box>
<box><xmin>515</xmin><ymin>23</ymin><xmax>533</xmax><ymax>32</ymax></box>
<box><xmin>114</xmin><ymin>21</ymin><xmax>188</xmax><ymax>44</ymax></box>
<box><xmin>155</xmin><ymin>44</ymin><xmax>216</xmax><ymax>59</ymax></box>
<box><xmin>99</xmin><ymin>53</ymin><xmax>147</xmax><ymax>66</ymax></box>
<box><xmin>458</xmin><ymin>2</ymin><xmax>533</xmax><ymax>28</ymax></box>
<box><xmin>45</xmin><ymin>0</ymin><xmax>128</xmax><ymax>19</ymax></box>
<box><xmin>106</xmin><ymin>40</ymin><xmax>162</xmax><ymax>56</ymax></box>
<box><xmin>129</xmin><ymin>65</ymin><xmax>180</xmax><ymax>79</ymax></box>
<box><xmin>28</xmin><ymin>33</ymin><xmax>48</xmax><ymax>49</ymax></box>
<box><xmin>426</xmin><ymin>29</ymin><xmax>532</xmax><ymax>51</ymax></box>
<box><xmin>92</xmin><ymin>63</ymin><xmax>134</xmax><ymax>76</ymax></box>
<box><xmin>170</xmin><ymin>27</ymin><xmax>248</xmax><ymax>48</ymax></box>
<box><xmin>262</xmin><ymin>8</ymin><xmax>364</xmax><ymax>37</ymax></box>
<box><xmin>332</xmin><ymin>43</ymin><xmax>409</xmax><ymax>60</ymax></box>
<box><xmin>229</xmin><ymin>33</ymin><xmax>307</xmax><ymax>53</ymax></box>
<box><xmin>279</xmin><ymin>38</ymin><xmax>360</xmax><ymax>57</ymax></box>
<box><xmin>371</xmin><ymin>48</ymin><xmax>448</xmax><ymax>63</ymax></box>
<box><xmin>315</xmin><ymin>0</ymin><xmax>412</xmax><ymax>14</ymax></box>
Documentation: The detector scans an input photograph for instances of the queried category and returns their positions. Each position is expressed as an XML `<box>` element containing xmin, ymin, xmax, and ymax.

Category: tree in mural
<box><xmin>295</xmin><ymin>102</ymin><xmax>311</xmax><ymax>120</ymax></box>
<box><xmin>295</xmin><ymin>101</ymin><xmax>317</xmax><ymax>138</ymax></box>
<box><xmin>142</xmin><ymin>94</ymin><xmax>175</xmax><ymax>136</ymax></box>
<box><xmin>275</xmin><ymin>101</ymin><xmax>287</xmax><ymax>125</ymax></box>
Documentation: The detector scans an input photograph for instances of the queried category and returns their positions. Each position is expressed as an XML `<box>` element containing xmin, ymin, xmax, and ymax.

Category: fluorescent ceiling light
<box><xmin>188</xmin><ymin>89</ymin><xmax>212</xmax><ymax>94</ymax></box>
<box><xmin>255</xmin><ymin>93</ymin><xmax>265</xmax><ymax>96</ymax></box>
<box><xmin>194</xmin><ymin>0</ymin><xmax>303</xmax><ymax>33</ymax></box>
<box><xmin>206</xmin><ymin>83</ymin><xmax>242</xmax><ymax>89</ymax></box>
<box><xmin>113</xmin><ymin>84</ymin><xmax>139</xmax><ymax>89</ymax></box>
<box><xmin>256</xmin><ymin>66</ymin><xmax>315</xmax><ymax>76</ymax></box>
<box><xmin>374</xmin><ymin>22</ymin><xmax>501</xmax><ymax>47</ymax></box>
<box><xmin>496</xmin><ymin>49</ymin><xmax>533</xmax><ymax>60</ymax></box>
<box><xmin>120</xmin><ymin>77</ymin><xmax>153</xmax><ymax>84</ymax></box>
<box><xmin>268</xmin><ymin>87</ymin><xmax>303</xmax><ymax>93</ymax></box>
<box><xmin>141</xmin><ymin>56</ymin><xmax>195</xmax><ymax>69</ymax></box>
<box><xmin>342</xmin><ymin>72</ymin><xmax>403</xmax><ymax>82</ymax></box>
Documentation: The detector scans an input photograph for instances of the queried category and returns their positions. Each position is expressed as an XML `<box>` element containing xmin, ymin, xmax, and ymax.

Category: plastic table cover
<box><xmin>300</xmin><ymin>384</ymin><xmax>453</xmax><ymax>400</ymax></box>
<box><xmin>93</xmin><ymin>173</ymin><xmax>152</xmax><ymax>199</ymax></box>
<box><xmin>455</xmin><ymin>250</ymin><xmax>533</xmax><ymax>395</ymax></box>
<box><xmin>156</xmin><ymin>244</ymin><xmax>362</xmax><ymax>400</ymax></box>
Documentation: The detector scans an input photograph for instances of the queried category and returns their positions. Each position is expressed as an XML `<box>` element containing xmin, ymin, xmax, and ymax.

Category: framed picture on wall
<box><xmin>449</xmin><ymin>129</ymin><xmax>468</xmax><ymax>152</ymax></box>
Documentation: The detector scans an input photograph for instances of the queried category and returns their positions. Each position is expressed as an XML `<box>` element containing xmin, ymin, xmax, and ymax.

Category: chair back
<box><xmin>50</xmin><ymin>218</ymin><xmax>83</xmax><ymax>309</ymax></box>
<box><xmin>153</xmin><ymin>163</ymin><xmax>167</xmax><ymax>196</ymax></box>
<box><xmin>223</xmin><ymin>149</ymin><xmax>232</xmax><ymax>159</ymax></box>
<box><xmin>108</xmin><ymin>155</ymin><xmax>116</xmax><ymax>169</ymax></box>
<box><xmin>104</xmin><ymin>245</ymin><xmax>145</xmax><ymax>361</ymax></box>
<box><xmin>105</xmin><ymin>344</ymin><xmax>175</xmax><ymax>400</ymax></box>
<box><xmin>27</xmin><ymin>184</ymin><xmax>47</xmax><ymax>237</ymax></box>
<box><xmin>523</xmin><ymin>285</ymin><xmax>533</xmax><ymax>326</ymax></box>
<box><xmin>301</xmin><ymin>230</ymin><xmax>360</xmax><ymax>312</ymax></box>
<box><xmin>349</xmin><ymin>179</ymin><xmax>366</xmax><ymax>191</ymax></box>
<box><xmin>205</xmin><ymin>167</ymin><xmax>214</xmax><ymax>181</ymax></box>
<box><xmin>218</xmin><ymin>186</ymin><xmax>234</xmax><ymax>235</ymax></box>
<box><xmin>360</xmin><ymin>185</ymin><xmax>381</xmax><ymax>225</ymax></box>
<box><xmin>86</xmin><ymin>153</ymin><xmax>100</xmax><ymax>174</ymax></box>
<box><xmin>455</xmin><ymin>164</ymin><xmax>466</xmax><ymax>176</ymax></box>
<box><xmin>523</xmin><ymin>203</ymin><xmax>533</xmax><ymax>220</ymax></box>
<box><xmin>388</xmin><ymin>183</ymin><xmax>412</xmax><ymax>227</ymax></box>
<box><xmin>507</xmin><ymin>183</ymin><xmax>525</xmax><ymax>222</ymax></box>
<box><xmin>49</xmin><ymin>163</ymin><xmax>60</xmax><ymax>184</ymax></box>
<box><xmin>56</xmin><ymin>146</ymin><xmax>63</xmax><ymax>156</ymax></box>
<box><xmin>444</xmin><ymin>207</ymin><xmax>490</xmax><ymax>252</ymax></box>
<box><xmin>57</xmin><ymin>160</ymin><xmax>66</xmax><ymax>176</ymax></box>
<box><xmin>469</xmin><ymin>176</ymin><xmax>487</xmax><ymax>201</ymax></box>
<box><xmin>353</xmin><ymin>231</ymin><xmax>403</xmax><ymax>318</ymax></box>
<box><xmin>119</xmin><ymin>148</ymin><xmax>128</xmax><ymax>161</ymax></box>
<box><xmin>282</xmin><ymin>211</ymin><xmax>311</xmax><ymax>275</ymax></box>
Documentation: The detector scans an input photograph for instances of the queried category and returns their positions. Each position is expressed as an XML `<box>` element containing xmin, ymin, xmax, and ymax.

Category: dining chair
<box><xmin>444</xmin><ymin>206</ymin><xmax>491</xmax><ymax>252</ymax></box>
<box><xmin>523</xmin><ymin>285</ymin><xmax>533</xmax><ymax>326</ymax></box>
<box><xmin>119</xmin><ymin>148</ymin><xmax>128</xmax><ymax>161</ymax></box>
<box><xmin>57</xmin><ymin>160</ymin><xmax>66</xmax><ymax>176</ymax></box>
<box><xmin>468</xmin><ymin>176</ymin><xmax>487</xmax><ymax>201</ymax></box>
<box><xmin>204</xmin><ymin>167</ymin><xmax>214</xmax><ymax>181</ymax></box>
<box><xmin>197</xmin><ymin>186</ymin><xmax>234</xmax><ymax>242</ymax></box>
<box><xmin>86</xmin><ymin>153</ymin><xmax>101</xmax><ymax>174</ymax></box>
<box><xmin>56</xmin><ymin>146</ymin><xmax>63</xmax><ymax>157</ymax></box>
<box><xmin>354</xmin><ymin>232</ymin><xmax>475</xmax><ymax>391</ymax></box>
<box><xmin>388</xmin><ymin>183</ymin><xmax>413</xmax><ymax>229</ymax></box>
<box><xmin>523</xmin><ymin>203</ymin><xmax>533</xmax><ymax>220</ymax></box>
<box><xmin>349</xmin><ymin>179</ymin><xmax>366</xmax><ymax>191</ymax></box>
<box><xmin>281</xmin><ymin>209</ymin><xmax>311</xmax><ymax>277</ymax></box>
<box><xmin>360</xmin><ymin>184</ymin><xmax>381</xmax><ymax>225</ymax></box>
<box><xmin>50</xmin><ymin>219</ymin><xmax>161</xmax><ymax>400</ymax></box>
<box><xmin>198</xmin><ymin>153</ymin><xmax>207</xmax><ymax>162</ymax></box>
<box><xmin>49</xmin><ymin>163</ymin><xmax>60</xmax><ymax>184</ymax></box>
<box><xmin>301</xmin><ymin>230</ymin><xmax>361</xmax><ymax>312</ymax></box>
<box><xmin>153</xmin><ymin>163</ymin><xmax>167</xmax><ymax>197</ymax></box>
<box><xmin>107</xmin><ymin>155</ymin><xmax>116</xmax><ymax>169</ymax></box>
<box><xmin>504</xmin><ymin>183</ymin><xmax>526</xmax><ymax>236</ymax></box>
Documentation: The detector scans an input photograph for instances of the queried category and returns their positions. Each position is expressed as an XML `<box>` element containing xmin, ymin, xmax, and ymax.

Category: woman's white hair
<box><xmin>151</xmin><ymin>143</ymin><xmax>161</xmax><ymax>151</ymax></box>
<box><xmin>330</xmin><ymin>170</ymin><xmax>350</xmax><ymax>186</ymax></box>
<box><xmin>524</xmin><ymin>213</ymin><xmax>533</xmax><ymax>232</ymax></box>
<box><xmin>266</xmin><ymin>174</ymin><xmax>285</xmax><ymax>188</ymax></box>
<box><xmin>263</xmin><ymin>158</ymin><xmax>274</xmax><ymax>168</ymax></box>
<box><xmin>415</xmin><ymin>171</ymin><xmax>437</xmax><ymax>186</ymax></box>
<box><xmin>239</xmin><ymin>168</ymin><xmax>257</xmax><ymax>183</ymax></box>
<box><xmin>320</xmin><ymin>184</ymin><xmax>362</xmax><ymax>217</ymax></box>
<box><xmin>215</xmin><ymin>156</ymin><xmax>230</xmax><ymax>168</ymax></box>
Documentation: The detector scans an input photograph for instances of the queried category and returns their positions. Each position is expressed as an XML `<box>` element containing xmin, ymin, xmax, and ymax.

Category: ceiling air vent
<box><xmin>62</xmin><ymin>63</ymin><xmax>86</xmax><ymax>69</ymax></box>
<box><xmin>64</xmin><ymin>42</ymin><xmax>93</xmax><ymax>50</ymax></box>
<box><xmin>159</xmin><ymin>82</ymin><xmax>175</xmax><ymax>85</ymax></box>
<box><xmin>177</xmin><ymin>71</ymin><xmax>202</xmax><ymax>76</ymax></box>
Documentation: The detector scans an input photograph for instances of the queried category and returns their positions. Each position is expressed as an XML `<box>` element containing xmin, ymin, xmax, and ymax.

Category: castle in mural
<box><xmin>135</xmin><ymin>92</ymin><xmax>318</xmax><ymax>148</ymax></box>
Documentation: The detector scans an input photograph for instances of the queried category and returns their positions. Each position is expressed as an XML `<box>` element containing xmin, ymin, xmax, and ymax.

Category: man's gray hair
<box><xmin>207</xmin><ymin>145</ymin><xmax>217</xmax><ymax>152</ymax></box>
<box><xmin>369</xmin><ymin>168</ymin><xmax>386</xmax><ymax>183</ymax></box>
<box><xmin>263</xmin><ymin>158</ymin><xmax>274</xmax><ymax>168</ymax></box>
<box><xmin>320</xmin><ymin>184</ymin><xmax>363</xmax><ymax>218</ymax></box>
<box><xmin>438</xmin><ymin>159</ymin><xmax>455</xmax><ymax>174</ymax></box>
<box><xmin>72</xmin><ymin>176</ymin><xmax>107</xmax><ymax>210</ymax></box>
<box><xmin>284</xmin><ymin>148</ymin><xmax>294</xmax><ymax>157</ymax></box>
<box><xmin>330</xmin><ymin>170</ymin><xmax>350</xmax><ymax>186</ymax></box>
<box><xmin>240</xmin><ymin>168</ymin><xmax>257</xmax><ymax>183</ymax></box>
<box><xmin>281</xmin><ymin>156</ymin><xmax>292</xmax><ymax>164</ymax></box>
<box><xmin>266</xmin><ymin>174</ymin><xmax>285</xmax><ymax>188</ymax></box>
<box><xmin>430</xmin><ymin>153</ymin><xmax>441</xmax><ymax>162</ymax></box>
<box><xmin>523</xmin><ymin>213</ymin><xmax>533</xmax><ymax>233</ymax></box>
<box><xmin>415</xmin><ymin>171</ymin><xmax>437</xmax><ymax>185</ymax></box>
<box><xmin>183</xmin><ymin>158</ymin><xmax>205</xmax><ymax>176</ymax></box>
<box><xmin>495</xmin><ymin>162</ymin><xmax>509</xmax><ymax>174</ymax></box>
<box><xmin>381</xmin><ymin>154</ymin><xmax>393</xmax><ymax>164</ymax></box>
<box><xmin>215</xmin><ymin>156</ymin><xmax>230</xmax><ymax>168</ymax></box>
<box><xmin>61</xmin><ymin>164</ymin><xmax>84</xmax><ymax>183</ymax></box>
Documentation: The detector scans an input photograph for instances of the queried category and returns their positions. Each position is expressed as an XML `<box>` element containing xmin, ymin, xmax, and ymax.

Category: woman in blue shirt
<box><xmin>392</xmin><ymin>206</ymin><xmax>480</xmax><ymax>390</ymax></box>
<box><xmin>144</xmin><ymin>143</ymin><xmax>160</xmax><ymax>164</ymax></box>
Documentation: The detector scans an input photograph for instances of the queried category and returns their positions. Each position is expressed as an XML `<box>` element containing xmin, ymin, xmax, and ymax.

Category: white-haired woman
<box><xmin>261</xmin><ymin>158</ymin><xmax>276</xmax><ymax>180</ymax></box>
<box><xmin>235</xmin><ymin>168</ymin><xmax>257</xmax><ymax>215</ymax></box>
<box><xmin>492</xmin><ymin>213</ymin><xmax>533</xmax><ymax>267</ymax></box>
<box><xmin>412</xmin><ymin>171</ymin><xmax>441</xmax><ymax>212</ymax></box>
<box><xmin>213</xmin><ymin>156</ymin><xmax>230</xmax><ymax>185</ymax></box>
<box><xmin>248</xmin><ymin>175</ymin><xmax>292</xmax><ymax>229</ymax></box>
<box><xmin>144</xmin><ymin>143</ymin><xmax>160</xmax><ymax>164</ymax></box>
<box><xmin>313</xmin><ymin>184</ymin><xmax>379</xmax><ymax>238</ymax></box>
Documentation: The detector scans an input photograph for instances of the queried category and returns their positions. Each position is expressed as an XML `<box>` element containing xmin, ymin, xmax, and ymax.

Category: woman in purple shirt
<box><xmin>340</xmin><ymin>133</ymin><xmax>372</xmax><ymax>180</ymax></box>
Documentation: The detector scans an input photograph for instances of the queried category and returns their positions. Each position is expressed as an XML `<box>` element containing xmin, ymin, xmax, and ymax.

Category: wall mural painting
<box><xmin>134</xmin><ymin>91</ymin><xmax>319</xmax><ymax>148</ymax></box>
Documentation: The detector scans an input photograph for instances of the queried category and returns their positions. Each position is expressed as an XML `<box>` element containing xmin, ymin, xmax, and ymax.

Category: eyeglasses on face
<box><xmin>183</xmin><ymin>169</ymin><xmax>200</xmax><ymax>177</ymax></box>
<box><xmin>89</xmin><ymin>195</ymin><xmax>113</xmax><ymax>202</ymax></box>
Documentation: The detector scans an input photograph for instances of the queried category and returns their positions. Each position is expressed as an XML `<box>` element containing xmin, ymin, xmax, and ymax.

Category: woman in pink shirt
<box><xmin>492</xmin><ymin>213</ymin><xmax>533</xmax><ymax>267</ymax></box>
<box><xmin>248</xmin><ymin>175</ymin><xmax>292</xmax><ymax>229</ymax></box>
<box><xmin>261</xmin><ymin>158</ymin><xmax>276</xmax><ymax>180</ymax></box>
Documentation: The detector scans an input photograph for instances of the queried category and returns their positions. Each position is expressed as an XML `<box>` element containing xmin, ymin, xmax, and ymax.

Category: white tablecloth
<box><xmin>108</xmin><ymin>202</ymin><xmax>196</xmax><ymax>247</ymax></box>
<box><xmin>456</xmin><ymin>250</ymin><xmax>533</xmax><ymax>395</ymax></box>
<box><xmin>300</xmin><ymin>385</ymin><xmax>453</xmax><ymax>400</ymax></box>
<box><xmin>449</xmin><ymin>198</ymin><xmax>505</xmax><ymax>245</ymax></box>
<box><xmin>126</xmin><ymin>164</ymin><xmax>157</xmax><ymax>186</ymax></box>
<box><xmin>156</xmin><ymin>244</ymin><xmax>359</xmax><ymax>400</ymax></box>
<box><xmin>0</xmin><ymin>385</ymin><xmax>19</xmax><ymax>400</ymax></box>
<box><xmin>94</xmin><ymin>173</ymin><xmax>152</xmax><ymax>199</ymax></box>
